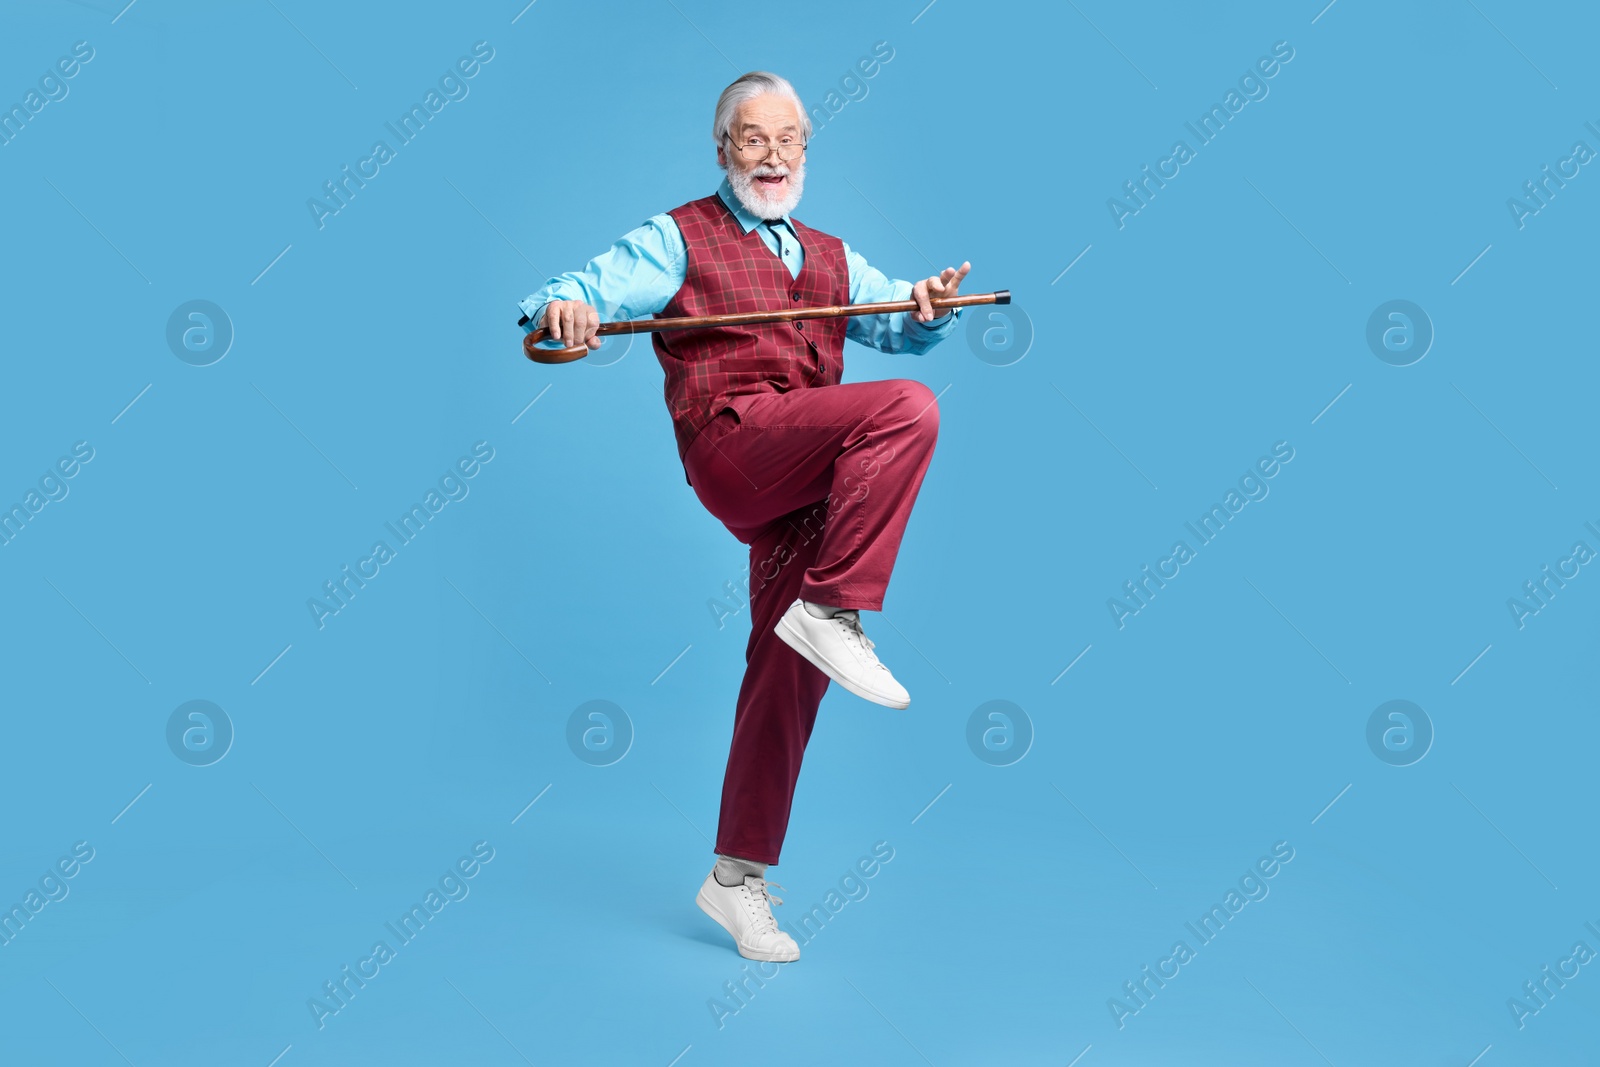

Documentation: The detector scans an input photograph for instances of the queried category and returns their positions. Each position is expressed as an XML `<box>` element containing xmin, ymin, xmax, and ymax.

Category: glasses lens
<box><xmin>739</xmin><ymin>143</ymin><xmax>803</xmax><ymax>160</ymax></box>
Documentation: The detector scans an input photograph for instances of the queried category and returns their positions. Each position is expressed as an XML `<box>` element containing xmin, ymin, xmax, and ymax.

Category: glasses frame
<box><xmin>723</xmin><ymin>134</ymin><xmax>808</xmax><ymax>162</ymax></box>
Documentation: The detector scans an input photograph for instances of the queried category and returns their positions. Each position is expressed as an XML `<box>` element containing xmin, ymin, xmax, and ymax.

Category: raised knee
<box><xmin>888</xmin><ymin>380</ymin><xmax>939</xmax><ymax>433</ymax></box>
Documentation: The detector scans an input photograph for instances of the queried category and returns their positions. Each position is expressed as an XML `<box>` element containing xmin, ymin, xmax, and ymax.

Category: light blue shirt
<box><xmin>519</xmin><ymin>176</ymin><xmax>960</xmax><ymax>354</ymax></box>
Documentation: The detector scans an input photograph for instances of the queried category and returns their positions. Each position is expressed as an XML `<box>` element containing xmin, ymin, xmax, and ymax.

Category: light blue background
<box><xmin>2</xmin><ymin>1</ymin><xmax>1597</xmax><ymax>1064</ymax></box>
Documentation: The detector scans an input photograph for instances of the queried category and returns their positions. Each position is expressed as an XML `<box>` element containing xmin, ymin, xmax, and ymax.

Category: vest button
<box><xmin>796</xmin><ymin>322</ymin><xmax>805</xmax><ymax>332</ymax></box>
<box><xmin>792</xmin><ymin>292</ymin><xmax>800</xmax><ymax>301</ymax></box>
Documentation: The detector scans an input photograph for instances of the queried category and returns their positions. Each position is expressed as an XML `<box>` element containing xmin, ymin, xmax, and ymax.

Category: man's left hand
<box><xmin>911</xmin><ymin>261</ymin><xmax>971</xmax><ymax>323</ymax></box>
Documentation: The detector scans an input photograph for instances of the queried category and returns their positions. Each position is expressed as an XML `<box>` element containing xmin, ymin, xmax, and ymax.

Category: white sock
<box><xmin>714</xmin><ymin>854</ymin><xmax>767</xmax><ymax>887</ymax></box>
<box><xmin>803</xmin><ymin>600</ymin><xmax>841</xmax><ymax>619</ymax></box>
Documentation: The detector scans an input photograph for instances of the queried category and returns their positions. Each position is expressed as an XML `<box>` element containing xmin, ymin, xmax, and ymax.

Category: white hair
<box><xmin>712</xmin><ymin>71</ymin><xmax>810</xmax><ymax>162</ymax></box>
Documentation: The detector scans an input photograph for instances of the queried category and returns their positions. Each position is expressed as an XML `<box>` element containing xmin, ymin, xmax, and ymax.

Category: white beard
<box><xmin>727</xmin><ymin>160</ymin><xmax>804</xmax><ymax>219</ymax></box>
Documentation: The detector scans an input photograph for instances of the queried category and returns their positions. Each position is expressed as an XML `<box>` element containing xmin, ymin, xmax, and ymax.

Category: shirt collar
<box><xmin>717</xmin><ymin>175</ymin><xmax>791</xmax><ymax>233</ymax></box>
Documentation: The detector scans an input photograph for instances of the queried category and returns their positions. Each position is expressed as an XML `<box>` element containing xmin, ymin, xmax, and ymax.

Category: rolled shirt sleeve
<box><xmin>519</xmin><ymin>214</ymin><xmax>689</xmax><ymax>349</ymax></box>
<box><xmin>841</xmin><ymin>241</ymin><xmax>961</xmax><ymax>355</ymax></box>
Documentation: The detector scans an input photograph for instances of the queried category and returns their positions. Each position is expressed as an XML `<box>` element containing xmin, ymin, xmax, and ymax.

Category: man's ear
<box><xmin>716</xmin><ymin>145</ymin><xmax>727</xmax><ymax>168</ymax></box>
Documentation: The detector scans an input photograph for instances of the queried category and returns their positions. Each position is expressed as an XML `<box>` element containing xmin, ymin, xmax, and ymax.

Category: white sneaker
<box><xmin>774</xmin><ymin>599</ymin><xmax>911</xmax><ymax>709</ymax></box>
<box><xmin>695</xmin><ymin>871</ymin><xmax>800</xmax><ymax>962</ymax></box>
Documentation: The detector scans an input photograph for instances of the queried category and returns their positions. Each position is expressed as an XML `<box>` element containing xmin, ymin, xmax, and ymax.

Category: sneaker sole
<box><xmin>695</xmin><ymin>884</ymin><xmax>800</xmax><ymax>963</ymax></box>
<box><xmin>775</xmin><ymin>610</ymin><xmax>911</xmax><ymax>710</ymax></box>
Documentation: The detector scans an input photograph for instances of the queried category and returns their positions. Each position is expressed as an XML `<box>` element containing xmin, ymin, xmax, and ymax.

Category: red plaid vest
<box><xmin>655</xmin><ymin>193</ymin><xmax>850</xmax><ymax>475</ymax></box>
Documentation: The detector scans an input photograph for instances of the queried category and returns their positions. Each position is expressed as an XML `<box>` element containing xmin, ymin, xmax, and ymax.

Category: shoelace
<box><xmin>832</xmin><ymin>610</ymin><xmax>881</xmax><ymax>664</ymax></box>
<box><xmin>741</xmin><ymin>878</ymin><xmax>786</xmax><ymax>935</ymax></box>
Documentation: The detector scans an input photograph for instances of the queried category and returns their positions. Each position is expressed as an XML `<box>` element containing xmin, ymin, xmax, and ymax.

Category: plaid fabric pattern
<box><xmin>655</xmin><ymin>193</ymin><xmax>851</xmax><ymax>461</ymax></box>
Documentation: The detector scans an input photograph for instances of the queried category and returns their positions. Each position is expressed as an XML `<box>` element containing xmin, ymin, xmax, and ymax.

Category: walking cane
<box><xmin>520</xmin><ymin>290</ymin><xmax>1011</xmax><ymax>364</ymax></box>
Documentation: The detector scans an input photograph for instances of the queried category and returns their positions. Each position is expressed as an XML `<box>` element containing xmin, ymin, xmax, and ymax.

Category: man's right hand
<box><xmin>542</xmin><ymin>300</ymin><xmax>603</xmax><ymax>350</ymax></box>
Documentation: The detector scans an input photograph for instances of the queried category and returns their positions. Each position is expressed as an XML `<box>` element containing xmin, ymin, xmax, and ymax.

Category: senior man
<box><xmin>520</xmin><ymin>71</ymin><xmax>969</xmax><ymax>963</ymax></box>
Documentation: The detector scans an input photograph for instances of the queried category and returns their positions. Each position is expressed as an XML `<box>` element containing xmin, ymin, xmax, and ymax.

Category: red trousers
<box><xmin>683</xmin><ymin>378</ymin><xmax>941</xmax><ymax>865</ymax></box>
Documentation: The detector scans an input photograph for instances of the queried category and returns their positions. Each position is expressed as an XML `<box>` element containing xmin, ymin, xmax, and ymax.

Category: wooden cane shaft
<box><xmin>522</xmin><ymin>290</ymin><xmax>1010</xmax><ymax>364</ymax></box>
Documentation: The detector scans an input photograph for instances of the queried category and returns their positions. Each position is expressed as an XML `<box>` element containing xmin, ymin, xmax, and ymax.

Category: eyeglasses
<box><xmin>724</xmin><ymin>135</ymin><xmax>807</xmax><ymax>162</ymax></box>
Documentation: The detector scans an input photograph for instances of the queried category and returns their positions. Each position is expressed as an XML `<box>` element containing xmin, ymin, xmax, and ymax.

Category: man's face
<box><xmin>718</xmin><ymin>93</ymin><xmax>806</xmax><ymax>215</ymax></box>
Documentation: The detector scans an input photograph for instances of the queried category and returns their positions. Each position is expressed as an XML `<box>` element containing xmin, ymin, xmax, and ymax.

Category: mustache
<box><xmin>753</xmin><ymin>163</ymin><xmax>794</xmax><ymax>177</ymax></box>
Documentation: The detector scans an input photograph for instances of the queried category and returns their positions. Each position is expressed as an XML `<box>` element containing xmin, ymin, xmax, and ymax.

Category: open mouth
<box><xmin>756</xmin><ymin>174</ymin><xmax>786</xmax><ymax>187</ymax></box>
